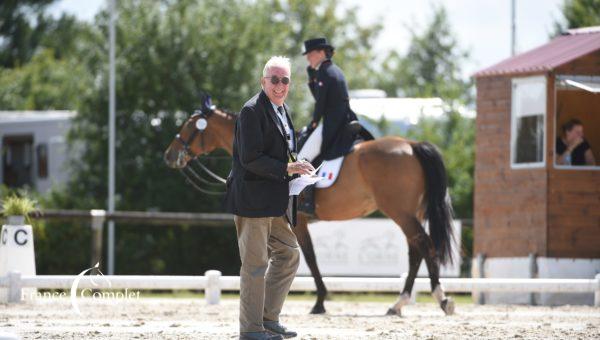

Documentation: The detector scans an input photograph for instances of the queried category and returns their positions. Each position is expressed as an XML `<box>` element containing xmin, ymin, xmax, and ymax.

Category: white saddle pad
<box><xmin>315</xmin><ymin>156</ymin><xmax>344</xmax><ymax>188</ymax></box>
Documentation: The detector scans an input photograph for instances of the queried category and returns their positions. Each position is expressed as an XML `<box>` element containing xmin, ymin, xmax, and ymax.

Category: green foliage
<box><xmin>0</xmin><ymin>49</ymin><xmax>93</xmax><ymax>110</ymax></box>
<box><xmin>376</xmin><ymin>6</ymin><xmax>472</xmax><ymax>107</ymax></box>
<box><xmin>0</xmin><ymin>0</ymin><xmax>55</xmax><ymax>68</ymax></box>
<box><xmin>553</xmin><ymin>0</ymin><xmax>600</xmax><ymax>34</ymax></box>
<box><xmin>1</xmin><ymin>0</ymin><xmax>475</xmax><ymax>274</ymax></box>
<box><xmin>36</xmin><ymin>0</ymin><xmax>381</xmax><ymax>274</ymax></box>
<box><xmin>1</xmin><ymin>194</ymin><xmax>36</xmax><ymax>216</ymax></box>
<box><xmin>375</xmin><ymin>6</ymin><xmax>475</xmax><ymax>219</ymax></box>
<box><xmin>407</xmin><ymin>113</ymin><xmax>475</xmax><ymax>219</ymax></box>
<box><xmin>62</xmin><ymin>0</ymin><xmax>381</xmax><ymax>212</ymax></box>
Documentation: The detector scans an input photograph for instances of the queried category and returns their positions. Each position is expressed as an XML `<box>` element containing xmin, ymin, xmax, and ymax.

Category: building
<box><xmin>0</xmin><ymin>111</ymin><xmax>75</xmax><ymax>194</ymax></box>
<box><xmin>472</xmin><ymin>27</ymin><xmax>600</xmax><ymax>305</ymax></box>
<box><xmin>348</xmin><ymin>89</ymin><xmax>468</xmax><ymax>137</ymax></box>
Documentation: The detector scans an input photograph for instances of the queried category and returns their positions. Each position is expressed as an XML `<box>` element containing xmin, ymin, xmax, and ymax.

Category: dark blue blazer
<box><xmin>224</xmin><ymin>91</ymin><xmax>297</xmax><ymax>219</ymax></box>
<box><xmin>308</xmin><ymin>59</ymin><xmax>357</xmax><ymax>160</ymax></box>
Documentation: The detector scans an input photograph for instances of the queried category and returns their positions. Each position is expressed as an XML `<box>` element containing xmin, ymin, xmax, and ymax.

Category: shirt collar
<box><xmin>314</xmin><ymin>57</ymin><xmax>329</xmax><ymax>70</ymax></box>
<box><xmin>270</xmin><ymin>101</ymin><xmax>285</xmax><ymax>115</ymax></box>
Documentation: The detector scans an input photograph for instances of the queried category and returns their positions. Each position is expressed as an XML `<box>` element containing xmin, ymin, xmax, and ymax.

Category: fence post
<box><xmin>90</xmin><ymin>210</ymin><xmax>106</xmax><ymax>268</ymax></box>
<box><xmin>595</xmin><ymin>273</ymin><xmax>600</xmax><ymax>307</ymax></box>
<box><xmin>472</xmin><ymin>253</ymin><xmax>486</xmax><ymax>305</ymax></box>
<box><xmin>8</xmin><ymin>271</ymin><xmax>22</xmax><ymax>303</ymax></box>
<box><xmin>528</xmin><ymin>253</ymin><xmax>538</xmax><ymax>305</ymax></box>
<box><xmin>205</xmin><ymin>270</ymin><xmax>221</xmax><ymax>305</ymax></box>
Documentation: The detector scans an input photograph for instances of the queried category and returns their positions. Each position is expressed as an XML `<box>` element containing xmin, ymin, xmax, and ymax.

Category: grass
<box><xmin>137</xmin><ymin>290</ymin><xmax>474</xmax><ymax>304</ymax></box>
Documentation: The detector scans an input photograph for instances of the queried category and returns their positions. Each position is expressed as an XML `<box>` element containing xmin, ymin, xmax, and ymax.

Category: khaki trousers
<box><xmin>234</xmin><ymin>215</ymin><xmax>300</xmax><ymax>333</ymax></box>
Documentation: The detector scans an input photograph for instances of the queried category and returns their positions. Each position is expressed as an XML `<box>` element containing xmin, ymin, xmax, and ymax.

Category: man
<box><xmin>298</xmin><ymin>37</ymin><xmax>358</xmax><ymax>213</ymax></box>
<box><xmin>556</xmin><ymin>118</ymin><xmax>595</xmax><ymax>166</ymax></box>
<box><xmin>225</xmin><ymin>56</ymin><xmax>314</xmax><ymax>340</ymax></box>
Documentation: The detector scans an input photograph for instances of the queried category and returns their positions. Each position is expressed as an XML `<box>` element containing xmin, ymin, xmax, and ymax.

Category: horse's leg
<box><xmin>386</xmin><ymin>241</ymin><xmax>422</xmax><ymax>316</ymax></box>
<box><xmin>383</xmin><ymin>215</ymin><xmax>424</xmax><ymax>316</ymax></box>
<box><xmin>415</xmin><ymin>230</ymin><xmax>455</xmax><ymax>316</ymax></box>
<box><xmin>293</xmin><ymin>213</ymin><xmax>328</xmax><ymax>314</ymax></box>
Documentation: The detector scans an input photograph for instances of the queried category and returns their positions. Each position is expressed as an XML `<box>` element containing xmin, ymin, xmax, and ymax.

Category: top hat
<box><xmin>302</xmin><ymin>37</ymin><xmax>335</xmax><ymax>55</ymax></box>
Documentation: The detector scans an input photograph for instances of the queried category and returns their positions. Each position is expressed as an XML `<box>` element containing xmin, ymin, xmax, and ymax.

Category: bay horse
<box><xmin>164</xmin><ymin>104</ymin><xmax>456</xmax><ymax>316</ymax></box>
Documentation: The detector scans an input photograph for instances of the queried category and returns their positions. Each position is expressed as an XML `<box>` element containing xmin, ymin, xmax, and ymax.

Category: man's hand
<box><xmin>287</xmin><ymin>160</ymin><xmax>315</xmax><ymax>176</ymax></box>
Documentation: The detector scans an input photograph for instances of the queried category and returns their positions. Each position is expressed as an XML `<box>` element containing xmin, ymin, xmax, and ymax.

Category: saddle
<box><xmin>297</xmin><ymin>121</ymin><xmax>374</xmax><ymax>188</ymax></box>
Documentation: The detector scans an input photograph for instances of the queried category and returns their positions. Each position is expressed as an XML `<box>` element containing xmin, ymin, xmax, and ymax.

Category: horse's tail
<box><xmin>412</xmin><ymin>141</ymin><xmax>455</xmax><ymax>265</ymax></box>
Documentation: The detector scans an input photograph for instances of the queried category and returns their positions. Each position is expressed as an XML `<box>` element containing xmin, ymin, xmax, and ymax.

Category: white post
<box><xmin>107</xmin><ymin>0</ymin><xmax>117</xmax><ymax>276</ymax></box>
<box><xmin>472</xmin><ymin>253</ymin><xmax>486</xmax><ymax>305</ymax></box>
<box><xmin>595</xmin><ymin>274</ymin><xmax>600</xmax><ymax>307</ymax></box>
<box><xmin>8</xmin><ymin>271</ymin><xmax>21</xmax><ymax>303</ymax></box>
<box><xmin>205</xmin><ymin>270</ymin><xmax>221</xmax><ymax>305</ymax></box>
<box><xmin>528</xmin><ymin>253</ymin><xmax>537</xmax><ymax>305</ymax></box>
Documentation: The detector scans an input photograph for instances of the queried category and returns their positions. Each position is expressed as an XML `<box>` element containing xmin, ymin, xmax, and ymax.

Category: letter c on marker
<box><xmin>14</xmin><ymin>229</ymin><xmax>28</xmax><ymax>246</ymax></box>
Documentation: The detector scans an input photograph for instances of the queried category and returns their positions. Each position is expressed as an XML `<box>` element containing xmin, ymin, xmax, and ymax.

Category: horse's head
<box><xmin>164</xmin><ymin>96</ymin><xmax>234</xmax><ymax>168</ymax></box>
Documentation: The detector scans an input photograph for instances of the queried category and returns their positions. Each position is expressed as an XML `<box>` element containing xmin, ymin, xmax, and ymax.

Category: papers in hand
<box><xmin>289</xmin><ymin>174</ymin><xmax>323</xmax><ymax>196</ymax></box>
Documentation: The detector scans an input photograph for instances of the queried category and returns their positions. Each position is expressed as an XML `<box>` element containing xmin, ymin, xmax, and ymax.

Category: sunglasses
<box><xmin>265</xmin><ymin>75</ymin><xmax>290</xmax><ymax>85</ymax></box>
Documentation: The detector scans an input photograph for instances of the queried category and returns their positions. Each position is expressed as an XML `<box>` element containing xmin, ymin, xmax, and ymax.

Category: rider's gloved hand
<box><xmin>306</xmin><ymin>66</ymin><xmax>317</xmax><ymax>82</ymax></box>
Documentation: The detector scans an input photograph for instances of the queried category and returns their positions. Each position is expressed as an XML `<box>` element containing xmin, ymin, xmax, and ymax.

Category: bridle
<box><xmin>174</xmin><ymin>110</ymin><xmax>208</xmax><ymax>159</ymax></box>
<box><xmin>173</xmin><ymin>108</ymin><xmax>229</xmax><ymax>195</ymax></box>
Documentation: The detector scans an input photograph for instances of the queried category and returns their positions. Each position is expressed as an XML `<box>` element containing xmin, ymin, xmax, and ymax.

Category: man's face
<box><xmin>306</xmin><ymin>49</ymin><xmax>326</xmax><ymax>69</ymax></box>
<box><xmin>566</xmin><ymin>124</ymin><xmax>584</xmax><ymax>143</ymax></box>
<box><xmin>262</xmin><ymin>66</ymin><xmax>290</xmax><ymax>106</ymax></box>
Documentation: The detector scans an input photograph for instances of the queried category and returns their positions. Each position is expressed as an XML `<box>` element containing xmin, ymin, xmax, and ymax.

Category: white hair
<box><xmin>262</xmin><ymin>56</ymin><xmax>291</xmax><ymax>77</ymax></box>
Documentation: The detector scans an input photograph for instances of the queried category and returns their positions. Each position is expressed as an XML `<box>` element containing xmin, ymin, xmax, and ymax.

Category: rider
<box><xmin>298</xmin><ymin>37</ymin><xmax>358</xmax><ymax>214</ymax></box>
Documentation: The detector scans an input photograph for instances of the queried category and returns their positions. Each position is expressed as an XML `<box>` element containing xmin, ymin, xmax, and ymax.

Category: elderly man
<box><xmin>225</xmin><ymin>56</ymin><xmax>314</xmax><ymax>340</ymax></box>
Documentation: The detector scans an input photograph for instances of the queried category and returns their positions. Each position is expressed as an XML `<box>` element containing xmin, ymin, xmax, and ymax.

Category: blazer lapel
<box><xmin>260</xmin><ymin>91</ymin><xmax>288</xmax><ymax>142</ymax></box>
<box><xmin>283</xmin><ymin>103</ymin><xmax>297</xmax><ymax>154</ymax></box>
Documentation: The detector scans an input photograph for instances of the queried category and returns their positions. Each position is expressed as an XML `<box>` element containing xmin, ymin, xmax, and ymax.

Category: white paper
<box><xmin>289</xmin><ymin>175</ymin><xmax>323</xmax><ymax>196</ymax></box>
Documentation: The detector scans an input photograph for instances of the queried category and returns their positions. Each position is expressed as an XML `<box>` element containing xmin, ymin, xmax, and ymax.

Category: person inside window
<box><xmin>556</xmin><ymin>118</ymin><xmax>596</xmax><ymax>166</ymax></box>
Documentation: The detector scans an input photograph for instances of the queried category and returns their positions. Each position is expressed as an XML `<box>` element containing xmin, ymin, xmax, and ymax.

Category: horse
<box><xmin>164</xmin><ymin>103</ymin><xmax>456</xmax><ymax>316</ymax></box>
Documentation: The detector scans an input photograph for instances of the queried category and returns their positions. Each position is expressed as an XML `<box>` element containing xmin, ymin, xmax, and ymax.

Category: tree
<box><xmin>376</xmin><ymin>6</ymin><xmax>471</xmax><ymax>107</ymax></box>
<box><xmin>554</xmin><ymin>0</ymin><xmax>600</xmax><ymax>34</ymax></box>
<box><xmin>0</xmin><ymin>0</ymin><xmax>94</xmax><ymax>110</ymax></box>
<box><xmin>62</xmin><ymin>0</ymin><xmax>380</xmax><ymax>212</ymax></box>
<box><xmin>0</xmin><ymin>0</ymin><xmax>57</xmax><ymax>68</ymax></box>
<box><xmin>0</xmin><ymin>49</ymin><xmax>92</xmax><ymax>110</ymax></box>
<box><xmin>375</xmin><ymin>5</ymin><xmax>474</xmax><ymax>219</ymax></box>
<box><xmin>45</xmin><ymin>0</ymin><xmax>380</xmax><ymax>274</ymax></box>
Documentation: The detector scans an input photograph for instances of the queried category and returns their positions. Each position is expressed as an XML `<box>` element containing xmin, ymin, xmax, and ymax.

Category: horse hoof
<box><xmin>310</xmin><ymin>305</ymin><xmax>326</xmax><ymax>314</ymax></box>
<box><xmin>385</xmin><ymin>308</ymin><xmax>400</xmax><ymax>316</ymax></box>
<box><xmin>441</xmin><ymin>298</ymin><xmax>455</xmax><ymax>316</ymax></box>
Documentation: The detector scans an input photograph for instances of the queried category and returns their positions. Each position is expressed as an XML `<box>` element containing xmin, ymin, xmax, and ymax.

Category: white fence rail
<box><xmin>2</xmin><ymin>270</ymin><xmax>599</xmax><ymax>306</ymax></box>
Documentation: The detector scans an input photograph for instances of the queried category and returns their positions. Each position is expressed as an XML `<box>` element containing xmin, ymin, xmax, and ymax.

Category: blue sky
<box><xmin>49</xmin><ymin>0</ymin><xmax>565</xmax><ymax>77</ymax></box>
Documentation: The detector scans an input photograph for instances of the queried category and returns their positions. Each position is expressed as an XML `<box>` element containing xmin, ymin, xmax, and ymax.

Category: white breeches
<box><xmin>298</xmin><ymin>124</ymin><xmax>323</xmax><ymax>162</ymax></box>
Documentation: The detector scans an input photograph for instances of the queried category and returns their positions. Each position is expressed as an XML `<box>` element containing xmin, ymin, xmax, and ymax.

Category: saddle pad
<box><xmin>315</xmin><ymin>156</ymin><xmax>344</xmax><ymax>188</ymax></box>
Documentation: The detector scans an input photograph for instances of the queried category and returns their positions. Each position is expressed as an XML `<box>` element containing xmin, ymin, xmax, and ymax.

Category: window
<box><xmin>511</xmin><ymin>76</ymin><xmax>546</xmax><ymax>168</ymax></box>
<box><xmin>2</xmin><ymin>135</ymin><xmax>34</xmax><ymax>188</ymax></box>
<box><xmin>554</xmin><ymin>75</ymin><xmax>600</xmax><ymax>169</ymax></box>
<box><xmin>37</xmin><ymin>144</ymin><xmax>48</xmax><ymax>178</ymax></box>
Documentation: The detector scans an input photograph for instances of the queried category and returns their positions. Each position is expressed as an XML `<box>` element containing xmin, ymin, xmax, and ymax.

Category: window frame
<box><xmin>553</xmin><ymin>75</ymin><xmax>600</xmax><ymax>171</ymax></box>
<box><xmin>510</xmin><ymin>76</ymin><xmax>547</xmax><ymax>169</ymax></box>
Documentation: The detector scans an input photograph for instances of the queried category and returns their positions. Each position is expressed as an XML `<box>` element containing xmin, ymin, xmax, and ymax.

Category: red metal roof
<box><xmin>474</xmin><ymin>27</ymin><xmax>600</xmax><ymax>77</ymax></box>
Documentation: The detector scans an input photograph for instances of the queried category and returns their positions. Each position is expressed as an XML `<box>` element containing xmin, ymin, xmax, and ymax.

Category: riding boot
<box><xmin>299</xmin><ymin>184</ymin><xmax>316</xmax><ymax>216</ymax></box>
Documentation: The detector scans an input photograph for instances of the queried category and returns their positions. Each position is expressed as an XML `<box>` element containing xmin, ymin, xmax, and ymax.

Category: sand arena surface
<box><xmin>1</xmin><ymin>298</ymin><xmax>599</xmax><ymax>339</ymax></box>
